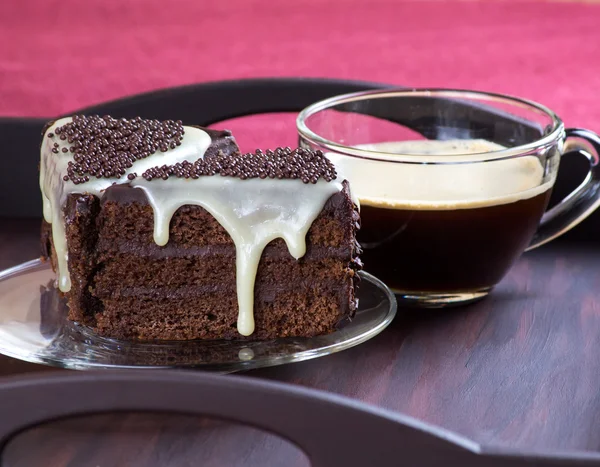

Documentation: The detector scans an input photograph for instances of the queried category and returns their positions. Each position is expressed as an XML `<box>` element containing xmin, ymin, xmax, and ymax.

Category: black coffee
<box><xmin>359</xmin><ymin>189</ymin><xmax>551</xmax><ymax>293</ymax></box>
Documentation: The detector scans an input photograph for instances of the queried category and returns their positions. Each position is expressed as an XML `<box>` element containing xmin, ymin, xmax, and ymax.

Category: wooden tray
<box><xmin>1</xmin><ymin>78</ymin><xmax>599</xmax><ymax>465</ymax></box>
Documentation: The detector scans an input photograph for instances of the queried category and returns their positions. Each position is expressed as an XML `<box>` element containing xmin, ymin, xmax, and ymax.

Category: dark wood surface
<box><xmin>1</xmin><ymin>217</ymin><xmax>600</xmax><ymax>466</ymax></box>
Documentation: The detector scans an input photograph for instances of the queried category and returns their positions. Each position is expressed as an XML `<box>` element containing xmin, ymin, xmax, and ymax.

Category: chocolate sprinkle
<box><xmin>55</xmin><ymin>115</ymin><xmax>184</xmax><ymax>185</ymax></box>
<box><xmin>140</xmin><ymin>147</ymin><xmax>337</xmax><ymax>184</ymax></box>
<box><xmin>50</xmin><ymin>115</ymin><xmax>336</xmax><ymax>185</ymax></box>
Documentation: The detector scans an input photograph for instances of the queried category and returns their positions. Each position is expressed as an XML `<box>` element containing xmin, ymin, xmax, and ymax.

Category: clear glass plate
<box><xmin>0</xmin><ymin>260</ymin><xmax>397</xmax><ymax>373</ymax></box>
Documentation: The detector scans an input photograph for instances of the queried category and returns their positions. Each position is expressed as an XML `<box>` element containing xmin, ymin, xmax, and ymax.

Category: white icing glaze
<box><xmin>40</xmin><ymin>119</ymin><xmax>343</xmax><ymax>336</ymax></box>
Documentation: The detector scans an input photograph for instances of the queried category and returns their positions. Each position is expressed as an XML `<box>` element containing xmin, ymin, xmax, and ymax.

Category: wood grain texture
<box><xmin>258</xmin><ymin>246</ymin><xmax>600</xmax><ymax>451</ymax></box>
<box><xmin>1</xmin><ymin>218</ymin><xmax>599</xmax><ymax>465</ymax></box>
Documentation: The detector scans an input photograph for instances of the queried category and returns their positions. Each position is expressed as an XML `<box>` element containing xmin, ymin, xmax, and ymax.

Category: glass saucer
<box><xmin>0</xmin><ymin>260</ymin><xmax>397</xmax><ymax>373</ymax></box>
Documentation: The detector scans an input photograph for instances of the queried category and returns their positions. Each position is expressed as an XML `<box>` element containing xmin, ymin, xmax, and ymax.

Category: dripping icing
<box><xmin>134</xmin><ymin>177</ymin><xmax>342</xmax><ymax>335</ymax></box>
<box><xmin>40</xmin><ymin>118</ymin><xmax>343</xmax><ymax>336</ymax></box>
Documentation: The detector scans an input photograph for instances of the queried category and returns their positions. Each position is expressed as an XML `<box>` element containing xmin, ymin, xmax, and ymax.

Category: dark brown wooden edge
<box><xmin>0</xmin><ymin>371</ymin><xmax>598</xmax><ymax>467</ymax></box>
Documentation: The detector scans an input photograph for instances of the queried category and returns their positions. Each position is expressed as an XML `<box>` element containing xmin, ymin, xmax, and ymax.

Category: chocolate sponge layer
<box><xmin>41</xmin><ymin>182</ymin><xmax>361</xmax><ymax>341</ymax></box>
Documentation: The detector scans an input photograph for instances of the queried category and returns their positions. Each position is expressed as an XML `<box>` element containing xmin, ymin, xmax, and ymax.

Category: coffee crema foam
<box><xmin>329</xmin><ymin>140</ymin><xmax>554</xmax><ymax>211</ymax></box>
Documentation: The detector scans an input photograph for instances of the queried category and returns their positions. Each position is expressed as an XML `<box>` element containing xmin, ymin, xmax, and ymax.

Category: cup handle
<box><xmin>527</xmin><ymin>128</ymin><xmax>600</xmax><ymax>251</ymax></box>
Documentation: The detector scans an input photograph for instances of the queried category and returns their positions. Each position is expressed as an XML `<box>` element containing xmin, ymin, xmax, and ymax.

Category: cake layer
<box><xmin>94</xmin><ymin>287</ymin><xmax>351</xmax><ymax>340</ymax></box>
<box><xmin>98</xmin><ymin>183</ymin><xmax>356</xmax><ymax>248</ymax></box>
<box><xmin>91</xmin><ymin>256</ymin><xmax>352</xmax><ymax>293</ymax></box>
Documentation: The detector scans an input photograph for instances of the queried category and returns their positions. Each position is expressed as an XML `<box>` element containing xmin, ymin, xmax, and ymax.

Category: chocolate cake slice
<box><xmin>40</xmin><ymin>115</ymin><xmax>361</xmax><ymax>341</ymax></box>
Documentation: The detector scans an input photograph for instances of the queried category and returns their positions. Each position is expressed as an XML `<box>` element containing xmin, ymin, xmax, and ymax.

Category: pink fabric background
<box><xmin>1</xmin><ymin>0</ymin><xmax>599</xmax><ymax>150</ymax></box>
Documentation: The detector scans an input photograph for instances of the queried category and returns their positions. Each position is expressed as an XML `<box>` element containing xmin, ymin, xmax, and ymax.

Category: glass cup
<box><xmin>297</xmin><ymin>89</ymin><xmax>600</xmax><ymax>307</ymax></box>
